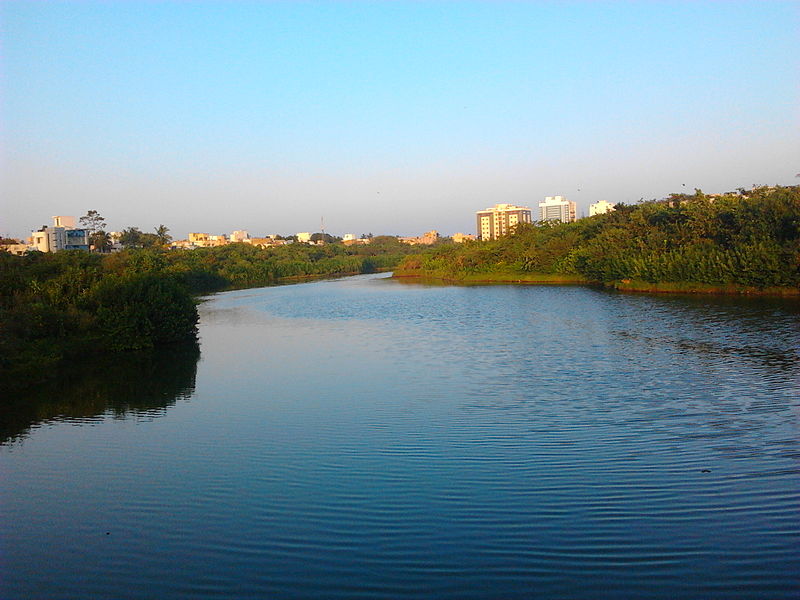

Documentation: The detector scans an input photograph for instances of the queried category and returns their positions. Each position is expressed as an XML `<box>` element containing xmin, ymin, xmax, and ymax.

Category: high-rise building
<box><xmin>538</xmin><ymin>196</ymin><xmax>576</xmax><ymax>223</ymax></box>
<box><xmin>589</xmin><ymin>200</ymin><xmax>615</xmax><ymax>216</ymax></box>
<box><xmin>476</xmin><ymin>204</ymin><xmax>532</xmax><ymax>241</ymax></box>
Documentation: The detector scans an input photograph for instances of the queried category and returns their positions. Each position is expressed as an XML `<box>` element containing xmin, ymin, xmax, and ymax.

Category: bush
<box><xmin>90</xmin><ymin>275</ymin><xmax>198</xmax><ymax>351</ymax></box>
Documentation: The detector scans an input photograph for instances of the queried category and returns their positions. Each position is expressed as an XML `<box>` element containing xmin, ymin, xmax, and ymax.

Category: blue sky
<box><xmin>2</xmin><ymin>1</ymin><xmax>798</xmax><ymax>238</ymax></box>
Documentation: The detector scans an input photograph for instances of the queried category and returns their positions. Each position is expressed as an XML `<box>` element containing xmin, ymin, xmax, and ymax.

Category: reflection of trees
<box><xmin>0</xmin><ymin>342</ymin><xmax>200</xmax><ymax>445</ymax></box>
<box><xmin>609</xmin><ymin>293</ymin><xmax>800</xmax><ymax>378</ymax></box>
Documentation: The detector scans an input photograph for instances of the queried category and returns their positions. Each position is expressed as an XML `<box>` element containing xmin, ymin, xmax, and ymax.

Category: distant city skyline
<box><xmin>2</xmin><ymin>1</ymin><xmax>798</xmax><ymax>239</ymax></box>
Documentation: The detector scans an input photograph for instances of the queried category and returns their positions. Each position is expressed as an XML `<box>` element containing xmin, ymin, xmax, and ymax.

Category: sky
<box><xmin>1</xmin><ymin>1</ymin><xmax>798</xmax><ymax>239</ymax></box>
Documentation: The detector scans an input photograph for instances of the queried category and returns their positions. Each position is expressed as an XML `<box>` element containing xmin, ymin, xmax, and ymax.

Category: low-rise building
<box><xmin>188</xmin><ymin>233</ymin><xmax>228</xmax><ymax>248</ymax></box>
<box><xmin>400</xmin><ymin>230</ymin><xmax>440</xmax><ymax>245</ymax></box>
<box><xmin>30</xmin><ymin>216</ymin><xmax>90</xmax><ymax>252</ymax></box>
<box><xmin>589</xmin><ymin>200</ymin><xmax>615</xmax><ymax>216</ymax></box>
<box><xmin>247</xmin><ymin>237</ymin><xmax>288</xmax><ymax>248</ymax></box>
<box><xmin>452</xmin><ymin>233</ymin><xmax>476</xmax><ymax>243</ymax></box>
<box><xmin>342</xmin><ymin>237</ymin><xmax>371</xmax><ymax>246</ymax></box>
<box><xmin>0</xmin><ymin>243</ymin><xmax>29</xmax><ymax>255</ymax></box>
<box><xmin>296</xmin><ymin>232</ymin><xmax>312</xmax><ymax>243</ymax></box>
<box><xmin>342</xmin><ymin>233</ymin><xmax>371</xmax><ymax>246</ymax></box>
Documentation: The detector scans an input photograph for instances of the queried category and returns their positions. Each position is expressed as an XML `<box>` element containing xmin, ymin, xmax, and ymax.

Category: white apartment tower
<box><xmin>476</xmin><ymin>204</ymin><xmax>532</xmax><ymax>241</ymax></box>
<box><xmin>538</xmin><ymin>196</ymin><xmax>577</xmax><ymax>223</ymax></box>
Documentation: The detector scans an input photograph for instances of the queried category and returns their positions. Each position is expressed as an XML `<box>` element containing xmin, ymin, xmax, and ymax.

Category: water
<box><xmin>2</xmin><ymin>273</ymin><xmax>799</xmax><ymax>599</ymax></box>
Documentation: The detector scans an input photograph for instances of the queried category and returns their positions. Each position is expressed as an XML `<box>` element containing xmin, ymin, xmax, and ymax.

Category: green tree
<box><xmin>119</xmin><ymin>227</ymin><xmax>144</xmax><ymax>248</ymax></box>
<box><xmin>154</xmin><ymin>225</ymin><xmax>172</xmax><ymax>246</ymax></box>
<box><xmin>90</xmin><ymin>231</ymin><xmax>111</xmax><ymax>252</ymax></box>
<box><xmin>80</xmin><ymin>210</ymin><xmax>106</xmax><ymax>233</ymax></box>
<box><xmin>91</xmin><ymin>274</ymin><xmax>198</xmax><ymax>350</ymax></box>
<box><xmin>80</xmin><ymin>210</ymin><xmax>110</xmax><ymax>252</ymax></box>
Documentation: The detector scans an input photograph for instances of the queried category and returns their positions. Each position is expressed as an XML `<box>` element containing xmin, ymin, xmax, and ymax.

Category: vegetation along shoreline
<box><xmin>393</xmin><ymin>186</ymin><xmax>800</xmax><ymax>298</ymax></box>
<box><xmin>0</xmin><ymin>237</ymin><xmax>419</xmax><ymax>391</ymax></box>
<box><xmin>3</xmin><ymin>185</ymin><xmax>798</xmax><ymax>392</ymax></box>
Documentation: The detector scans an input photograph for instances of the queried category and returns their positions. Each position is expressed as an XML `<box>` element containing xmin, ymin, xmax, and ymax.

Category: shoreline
<box><xmin>393</xmin><ymin>271</ymin><xmax>800</xmax><ymax>297</ymax></box>
<box><xmin>214</xmin><ymin>267</ymin><xmax>393</xmax><ymax>293</ymax></box>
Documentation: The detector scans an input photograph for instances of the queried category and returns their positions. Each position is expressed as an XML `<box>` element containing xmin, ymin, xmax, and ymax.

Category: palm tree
<box><xmin>154</xmin><ymin>225</ymin><xmax>172</xmax><ymax>246</ymax></box>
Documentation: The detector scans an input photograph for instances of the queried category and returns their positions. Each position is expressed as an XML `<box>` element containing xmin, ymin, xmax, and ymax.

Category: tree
<box><xmin>119</xmin><ymin>227</ymin><xmax>144</xmax><ymax>248</ymax></box>
<box><xmin>80</xmin><ymin>210</ymin><xmax>106</xmax><ymax>234</ymax></box>
<box><xmin>92</xmin><ymin>274</ymin><xmax>198</xmax><ymax>350</ymax></box>
<box><xmin>80</xmin><ymin>211</ymin><xmax>111</xmax><ymax>252</ymax></box>
<box><xmin>154</xmin><ymin>225</ymin><xmax>172</xmax><ymax>246</ymax></box>
<box><xmin>310</xmin><ymin>232</ymin><xmax>340</xmax><ymax>244</ymax></box>
<box><xmin>90</xmin><ymin>231</ymin><xmax>111</xmax><ymax>253</ymax></box>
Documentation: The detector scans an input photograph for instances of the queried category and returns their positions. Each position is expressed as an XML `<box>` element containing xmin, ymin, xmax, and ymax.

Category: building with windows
<box><xmin>186</xmin><ymin>233</ymin><xmax>228</xmax><ymax>248</ymax></box>
<box><xmin>589</xmin><ymin>200</ymin><xmax>615</xmax><ymax>216</ymax></box>
<box><xmin>30</xmin><ymin>216</ymin><xmax>90</xmax><ymax>252</ymax></box>
<box><xmin>476</xmin><ymin>204</ymin><xmax>532</xmax><ymax>241</ymax></box>
<box><xmin>538</xmin><ymin>196</ymin><xmax>577</xmax><ymax>223</ymax></box>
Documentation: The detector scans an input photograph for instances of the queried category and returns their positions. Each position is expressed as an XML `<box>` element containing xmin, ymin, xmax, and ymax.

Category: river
<box><xmin>2</xmin><ymin>273</ymin><xmax>799</xmax><ymax>599</ymax></box>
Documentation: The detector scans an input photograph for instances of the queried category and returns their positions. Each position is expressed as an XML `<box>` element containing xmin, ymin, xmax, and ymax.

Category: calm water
<box><xmin>2</xmin><ymin>274</ymin><xmax>799</xmax><ymax>599</ymax></box>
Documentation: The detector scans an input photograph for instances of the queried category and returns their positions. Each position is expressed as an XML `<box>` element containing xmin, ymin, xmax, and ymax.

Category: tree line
<box><xmin>75</xmin><ymin>210</ymin><xmax>172</xmax><ymax>251</ymax></box>
<box><xmin>0</xmin><ymin>237</ymin><xmax>416</xmax><ymax>390</ymax></box>
<box><xmin>397</xmin><ymin>186</ymin><xmax>800</xmax><ymax>291</ymax></box>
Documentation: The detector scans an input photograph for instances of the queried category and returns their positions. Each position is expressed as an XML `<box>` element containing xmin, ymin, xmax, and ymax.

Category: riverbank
<box><xmin>392</xmin><ymin>269</ymin><xmax>591</xmax><ymax>286</ymax></box>
<box><xmin>1</xmin><ymin>242</ymin><xmax>414</xmax><ymax>392</ymax></box>
<box><xmin>395</xmin><ymin>186</ymin><xmax>800</xmax><ymax>296</ymax></box>
<box><xmin>393</xmin><ymin>270</ymin><xmax>800</xmax><ymax>296</ymax></box>
<box><xmin>611</xmin><ymin>279</ymin><xmax>800</xmax><ymax>296</ymax></box>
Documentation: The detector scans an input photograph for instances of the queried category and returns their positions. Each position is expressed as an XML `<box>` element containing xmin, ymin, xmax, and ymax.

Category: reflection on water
<box><xmin>1</xmin><ymin>275</ymin><xmax>799</xmax><ymax>600</ymax></box>
<box><xmin>0</xmin><ymin>342</ymin><xmax>199</xmax><ymax>445</ymax></box>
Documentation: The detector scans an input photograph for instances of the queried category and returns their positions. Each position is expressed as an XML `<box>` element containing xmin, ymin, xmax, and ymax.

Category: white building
<box><xmin>538</xmin><ymin>196</ymin><xmax>577</xmax><ymax>223</ymax></box>
<box><xmin>589</xmin><ymin>200</ymin><xmax>616</xmax><ymax>216</ymax></box>
<box><xmin>476</xmin><ymin>204</ymin><xmax>532</xmax><ymax>241</ymax></box>
<box><xmin>30</xmin><ymin>216</ymin><xmax>90</xmax><ymax>252</ymax></box>
<box><xmin>296</xmin><ymin>232</ymin><xmax>312</xmax><ymax>243</ymax></box>
<box><xmin>342</xmin><ymin>233</ymin><xmax>357</xmax><ymax>242</ymax></box>
<box><xmin>231</xmin><ymin>230</ymin><xmax>250</xmax><ymax>242</ymax></box>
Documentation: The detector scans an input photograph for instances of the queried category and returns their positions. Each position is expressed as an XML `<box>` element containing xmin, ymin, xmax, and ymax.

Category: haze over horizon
<box><xmin>2</xmin><ymin>1</ymin><xmax>798</xmax><ymax>240</ymax></box>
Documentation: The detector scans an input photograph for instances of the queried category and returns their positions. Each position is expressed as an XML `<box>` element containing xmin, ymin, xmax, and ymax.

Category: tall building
<box><xmin>476</xmin><ymin>204</ymin><xmax>532</xmax><ymax>241</ymax></box>
<box><xmin>589</xmin><ymin>200</ymin><xmax>615</xmax><ymax>216</ymax></box>
<box><xmin>538</xmin><ymin>196</ymin><xmax>576</xmax><ymax>223</ymax></box>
